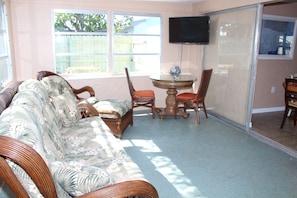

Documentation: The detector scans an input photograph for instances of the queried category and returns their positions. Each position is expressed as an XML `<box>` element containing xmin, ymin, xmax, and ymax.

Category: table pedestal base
<box><xmin>157</xmin><ymin>108</ymin><xmax>189</xmax><ymax>120</ymax></box>
<box><xmin>150</xmin><ymin>74</ymin><xmax>197</xmax><ymax>120</ymax></box>
<box><xmin>157</xmin><ymin>87</ymin><xmax>190</xmax><ymax>119</ymax></box>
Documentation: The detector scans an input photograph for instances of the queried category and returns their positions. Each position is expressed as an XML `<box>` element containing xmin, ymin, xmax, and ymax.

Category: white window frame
<box><xmin>53</xmin><ymin>10</ymin><xmax>109</xmax><ymax>75</ymax></box>
<box><xmin>112</xmin><ymin>12</ymin><xmax>161</xmax><ymax>75</ymax></box>
<box><xmin>259</xmin><ymin>14</ymin><xmax>297</xmax><ymax>60</ymax></box>
<box><xmin>0</xmin><ymin>0</ymin><xmax>12</xmax><ymax>89</ymax></box>
<box><xmin>53</xmin><ymin>10</ymin><xmax>161</xmax><ymax>76</ymax></box>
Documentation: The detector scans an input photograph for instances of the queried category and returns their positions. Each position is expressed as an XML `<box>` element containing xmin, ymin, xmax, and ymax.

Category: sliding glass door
<box><xmin>203</xmin><ymin>5</ymin><xmax>261</xmax><ymax>129</ymax></box>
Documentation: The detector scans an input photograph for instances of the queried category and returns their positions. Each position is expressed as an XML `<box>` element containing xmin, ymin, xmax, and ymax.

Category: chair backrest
<box><xmin>0</xmin><ymin>136</ymin><xmax>57</xmax><ymax>198</ymax></box>
<box><xmin>284</xmin><ymin>78</ymin><xmax>297</xmax><ymax>104</ymax></box>
<box><xmin>125</xmin><ymin>68</ymin><xmax>136</xmax><ymax>96</ymax></box>
<box><xmin>196</xmin><ymin>68</ymin><xmax>213</xmax><ymax>99</ymax></box>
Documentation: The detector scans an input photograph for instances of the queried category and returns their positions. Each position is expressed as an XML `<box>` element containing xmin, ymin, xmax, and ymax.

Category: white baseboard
<box><xmin>252</xmin><ymin>106</ymin><xmax>285</xmax><ymax>114</ymax></box>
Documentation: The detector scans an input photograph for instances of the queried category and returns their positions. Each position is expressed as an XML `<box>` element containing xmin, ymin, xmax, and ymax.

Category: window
<box><xmin>113</xmin><ymin>13</ymin><xmax>161</xmax><ymax>74</ymax></box>
<box><xmin>53</xmin><ymin>10</ymin><xmax>161</xmax><ymax>75</ymax></box>
<box><xmin>259</xmin><ymin>14</ymin><xmax>297</xmax><ymax>60</ymax></box>
<box><xmin>0</xmin><ymin>0</ymin><xmax>12</xmax><ymax>88</ymax></box>
<box><xmin>54</xmin><ymin>11</ymin><xmax>108</xmax><ymax>74</ymax></box>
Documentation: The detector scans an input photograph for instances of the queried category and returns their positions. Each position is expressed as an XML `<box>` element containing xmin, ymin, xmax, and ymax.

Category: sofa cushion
<box><xmin>50</xmin><ymin>161</ymin><xmax>113</xmax><ymax>196</ymax></box>
<box><xmin>50</xmin><ymin>90</ymin><xmax>82</xmax><ymax>127</ymax></box>
<box><xmin>4</xmin><ymin>160</ymin><xmax>71</xmax><ymax>198</ymax></box>
<box><xmin>60</xmin><ymin>117</ymin><xmax>146</xmax><ymax>183</ymax></box>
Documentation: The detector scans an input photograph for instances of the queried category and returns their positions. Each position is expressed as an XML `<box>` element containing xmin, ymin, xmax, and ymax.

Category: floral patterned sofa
<box><xmin>34</xmin><ymin>70</ymin><xmax>133</xmax><ymax>139</ymax></box>
<box><xmin>0</xmin><ymin>79</ymin><xmax>158</xmax><ymax>198</ymax></box>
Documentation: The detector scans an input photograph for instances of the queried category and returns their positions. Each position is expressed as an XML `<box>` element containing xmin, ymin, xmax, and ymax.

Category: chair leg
<box><xmin>183</xmin><ymin>103</ymin><xmax>187</xmax><ymax>113</ymax></box>
<box><xmin>294</xmin><ymin>108</ymin><xmax>297</xmax><ymax>126</ymax></box>
<box><xmin>151</xmin><ymin>108</ymin><xmax>155</xmax><ymax>118</ymax></box>
<box><xmin>280</xmin><ymin>108</ymin><xmax>289</xmax><ymax>129</ymax></box>
<box><xmin>194</xmin><ymin>104</ymin><xmax>200</xmax><ymax>124</ymax></box>
<box><xmin>151</xmin><ymin>100</ymin><xmax>155</xmax><ymax>119</ymax></box>
<box><xmin>201</xmin><ymin>101</ymin><xmax>208</xmax><ymax>118</ymax></box>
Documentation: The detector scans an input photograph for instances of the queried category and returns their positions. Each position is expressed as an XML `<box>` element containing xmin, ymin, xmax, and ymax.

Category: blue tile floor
<box><xmin>121</xmin><ymin>111</ymin><xmax>297</xmax><ymax>198</ymax></box>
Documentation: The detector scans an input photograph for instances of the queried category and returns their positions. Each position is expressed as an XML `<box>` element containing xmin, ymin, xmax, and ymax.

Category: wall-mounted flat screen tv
<box><xmin>169</xmin><ymin>16</ymin><xmax>210</xmax><ymax>44</ymax></box>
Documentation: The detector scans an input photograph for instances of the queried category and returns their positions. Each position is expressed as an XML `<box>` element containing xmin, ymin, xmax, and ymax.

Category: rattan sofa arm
<box><xmin>76</xmin><ymin>180</ymin><xmax>159</xmax><ymax>198</ymax></box>
<box><xmin>0</xmin><ymin>136</ymin><xmax>57</xmax><ymax>198</ymax></box>
<box><xmin>73</xmin><ymin>86</ymin><xmax>95</xmax><ymax>99</ymax></box>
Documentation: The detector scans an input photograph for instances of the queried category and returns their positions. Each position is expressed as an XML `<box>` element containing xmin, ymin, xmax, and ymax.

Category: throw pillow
<box><xmin>50</xmin><ymin>91</ymin><xmax>81</xmax><ymax>127</ymax></box>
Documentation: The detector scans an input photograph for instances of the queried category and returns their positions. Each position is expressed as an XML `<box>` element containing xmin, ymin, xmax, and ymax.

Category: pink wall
<box><xmin>253</xmin><ymin>2</ymin><xmax>297</xmax><ymax>111</ymax></box>
<box><xmin>6</xmin><ymin>0</ymin><xmax>280</xmax><ymax>108</ymax></box>
<box><xmin>7</xmin><ymin>0</ymin><xmax>198</xmax><ymax>107</ymax></box>
<box><xmin>194</xmin><ymin>0</ymin><xmax>271</xmax><ymax>14</ymax></box>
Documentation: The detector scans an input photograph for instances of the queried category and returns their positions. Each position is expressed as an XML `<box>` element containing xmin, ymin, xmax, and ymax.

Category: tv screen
<box><xmin>169</xmin><ymin>16</ymin><xmax>210</xmax><ymax>44</ymax></box>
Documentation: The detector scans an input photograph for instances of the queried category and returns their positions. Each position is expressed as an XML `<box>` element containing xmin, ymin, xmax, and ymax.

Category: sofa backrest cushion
<box><xmin>17</xmin><ymin>79</ymin><xmax>63</xmax><ymax>129</ymax></box>
<box><xmin>50</xmin><ymin>90</ymin><xmax>82</xmax><ymax>127</ymax></box>
<box><xmin>10</xmin><ymin>91</ymin><xmax>63</xmax><ymax>158</ymax></box>
<box><xmin>18</xmin><ymin>79</ymin><xmax>49</xmax><ymax>101</ymax></box>
<box><xmin>15</xmin><ymin>80</ymin><xmax>65</xmax><ymax>160</ymax></box>
<box><xmin>41</xmin><ymin>75</ymin><xmax>77</xmax><ymax>99</ymax></box>
<box><xmin>41</xmin><ymin>75</ymin><xmax>82</xmax><ymax>127</ymax></box>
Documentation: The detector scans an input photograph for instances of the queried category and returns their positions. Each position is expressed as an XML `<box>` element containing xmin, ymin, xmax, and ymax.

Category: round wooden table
<box><xmin>150</xmin><ymin>74</ymin><xmax>197</xmax><ymax>119</ymax></box>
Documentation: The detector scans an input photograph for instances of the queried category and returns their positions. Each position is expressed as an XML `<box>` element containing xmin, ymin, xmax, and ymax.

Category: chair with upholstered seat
<box><xmin>125</xmin><ymin>67</ymin><xmax>156</xmax><ymax>118</ymax></box>
<box><xmin>280</xmin><ymin>78</ymin><xmax>297</xmax><ymax>128</ymax></box>
<box><xmin>174</xmin><ymin>68</ymin><xmax>213</xmax><ymax>124</ymax></box>
<box><xmin>34</xmin><ymin>71</ymin><xmax>133</xmax><ymax>138</ymax></box>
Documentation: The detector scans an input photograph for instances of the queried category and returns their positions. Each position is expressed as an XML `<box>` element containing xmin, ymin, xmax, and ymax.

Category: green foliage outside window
<box><xmin>54</xmin><ymin>13</ymin><xmax>107</xmax><ymax>32</ymax></box>
<box><xmin>54</xmin><ymin>11</ymin><xmax>160</xmax><ymax>74</ymax></box>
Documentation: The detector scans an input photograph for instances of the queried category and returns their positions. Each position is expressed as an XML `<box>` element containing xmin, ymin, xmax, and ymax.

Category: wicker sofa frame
<box><xmin>34</xmin><ymin>71</ymin><xmax>133</xmax><ymax>138</ymax></box>
<box><xmin>0</xmin><ymin>81</ymin><xmax>158</xmax><ymax>198</ymax></box>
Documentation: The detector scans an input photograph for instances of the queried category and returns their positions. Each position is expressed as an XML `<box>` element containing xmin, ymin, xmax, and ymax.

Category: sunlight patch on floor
<box><xmin>121</xmin><ymin>139</ymin><xmax>162</xmax><ymax>152</ymax></box>
<box><xmin>149</xmin><ymin>155</ymin><xmax>207</xmax><ymax>198</ymax></box>
<box><xmin>122</xmin><ymin>138</ymin><xmax>206</xmax><ymax>198</ymax></box>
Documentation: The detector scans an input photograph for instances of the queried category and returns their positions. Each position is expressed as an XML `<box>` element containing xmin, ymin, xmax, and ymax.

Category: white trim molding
<box><xmin>252</xmin><ymin>106</ymin><xmax>285</xmax><ymax>114</ymax></box>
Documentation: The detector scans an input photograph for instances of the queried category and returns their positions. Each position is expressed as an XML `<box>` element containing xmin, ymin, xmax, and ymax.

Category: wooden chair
<box><xmin>34</xmin><ymin>71</ymin><xmax>133</xmax><ymax>138</ymax></box>
<box><xmin>280</xmin><ymin>78</ymin><xmax>297</xmax><ymax>128</ymax></box>
<box><xmin>125</xmin><ymin>67</ymin><xmax>156</xmax><ymax>118</ymax></box>
<box><xmin>174</xmin><ymin>68</ymin><xmax>213</xmax><ymax>124</ymax></box>
<box><xmin>0</xmin><ymin>136</ymin><xmax>159</xmax><ymax>198</ymax></box>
